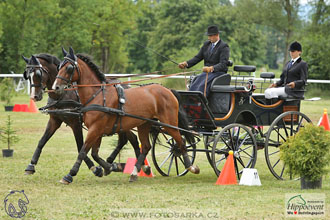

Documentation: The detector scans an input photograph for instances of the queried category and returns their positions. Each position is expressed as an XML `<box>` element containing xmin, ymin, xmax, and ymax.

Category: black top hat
<box><xmin>289</xmin><ymin>41</ymin><xmax>302</xmax><ymax>51</ymax></box>
<box><xmin>205</xmin><ymin>25</ymin><xmax>221</xmax><ymax>36</ymax></box>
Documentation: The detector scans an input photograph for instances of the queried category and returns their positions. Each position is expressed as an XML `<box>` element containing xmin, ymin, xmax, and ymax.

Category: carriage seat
<box><xmin>210</xmin><ymin>74</ymin><xmax>247</xmax><ymax>92</ymax></box>
<box><xmin>278</xmin><ymin>95</ymin><xmax>305</xmax><ymax>101</ymax></box>
<box><xmin>233</xmin><ymin>65</ymin><xmax>256</xmax><ymax>73</ymax></box>
<box><xmin>260</xmin><ymin>72</ymin><xmax>275</xmax><ymax>79</ymax></box>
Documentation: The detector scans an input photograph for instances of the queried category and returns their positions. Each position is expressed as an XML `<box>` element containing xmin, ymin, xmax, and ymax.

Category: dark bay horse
<box><xmin>53</xmin><ymin>47</ymin><xmax>200</xmax><ymax>184</ymax></box>
<box><xmin>22</xmin><ymin>53</ymin><xmax>140</xmax><ymax>177</ymax></box>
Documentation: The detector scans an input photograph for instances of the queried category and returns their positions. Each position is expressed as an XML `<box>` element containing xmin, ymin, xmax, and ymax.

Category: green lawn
<box><xmin>0</xmin><ymin>94</ymin><xmax>329</xmax><ymax>220</ymax></box>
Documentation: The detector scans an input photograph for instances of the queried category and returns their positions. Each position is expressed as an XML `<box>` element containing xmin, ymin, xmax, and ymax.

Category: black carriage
<box><xmin>151</xmin><ymin>65</ymin><xmax>311</xmax><ymax>180</ymax></box>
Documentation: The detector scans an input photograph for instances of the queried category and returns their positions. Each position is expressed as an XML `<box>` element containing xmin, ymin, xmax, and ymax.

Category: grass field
<box><xmin>0</xmin><ymin>94</ymin><xmax>329</xmax><ymax>220</ymax></box>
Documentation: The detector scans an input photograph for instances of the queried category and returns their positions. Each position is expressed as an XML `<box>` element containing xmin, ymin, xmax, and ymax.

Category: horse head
<box><xmin>22</xmin><ymin>55</ymin><xmax>52</xmax><ymax>101</ymax></box>
<box><xmin>53</xmin><ymin>47</ymin><xmax>80</xmax><ymax>95</ymax></box>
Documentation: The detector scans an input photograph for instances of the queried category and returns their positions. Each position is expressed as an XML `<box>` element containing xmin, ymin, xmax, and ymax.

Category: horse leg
<box><xmin>106</xmin><ymin>131</ymin><xmax>143</xmax><ymax>173</ymax></box>
<box><xmin>127</xmin><ymin>130</ymin><xmax>151</xmax><ymax>175</ymax></box>
<box><xmin>129</xmin><ymin>123</ymin><xmax>152</xmax><ymax>182</ymax></box>
<box><xmin>60</xmin><ymin>131</ymin><xmax>100</xmax><ymax>184</ymax></box>
<box><xmin>106</xmin><ymin>132</ymin><xmax>127</xmax><ymax>164</ymax></box>
<box><xmin>25</xmin><ymin>117</ymin><xmax>62</xmax><ymax>175</ymax></box>
<box><xmin>90</xmin><ymin>137</ymin><xmax>113</xmax><ymax>176</ymax></box>
<box><xmin>70</xmin><ymin>122</ymin><xmax>103</xmax><ymax>177</ymax></box>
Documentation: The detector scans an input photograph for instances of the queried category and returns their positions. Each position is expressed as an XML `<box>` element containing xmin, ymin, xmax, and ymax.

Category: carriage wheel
<box><xmin>265</xmin><ymin>111</ymin><xmax>312</xmax><ymax>180</ymax></box>
<box><xmin>151</xmin><ymin>127</ymin><xmax>197</xmax><ymax>177</ymax></box>
<box><xmin>211</xmin><ymin>123</ymin><xmax>257</xmax><ymax>178</ymax></box>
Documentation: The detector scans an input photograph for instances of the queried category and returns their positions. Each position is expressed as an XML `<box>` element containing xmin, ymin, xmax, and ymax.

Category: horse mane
<box><xmin>76</xmin><ymin>54</ymin><xmax>106</xmax><ymax>82</ymax></box>
<box><xmin>36</xmin><ymin>53</ymin><xmax>61</xmax><ymax>66</ymax></box>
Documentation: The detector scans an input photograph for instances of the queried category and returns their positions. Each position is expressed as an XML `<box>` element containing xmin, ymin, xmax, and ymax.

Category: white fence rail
<box><xmin>1</xmin><ymin>73</ymin><xmax>329</xmax><ymax>95</ymax></box>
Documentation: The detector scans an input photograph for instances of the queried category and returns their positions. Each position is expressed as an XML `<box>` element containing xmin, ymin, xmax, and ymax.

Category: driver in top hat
<box><xmin>265</xmin><ymin>41</ymin><xmax>308</xmax><ymax>100</ymax></box>
<box><xmin>178</xmin><ymin>25</ymin><xmax>230</xmax><ymax>97</ymax></box>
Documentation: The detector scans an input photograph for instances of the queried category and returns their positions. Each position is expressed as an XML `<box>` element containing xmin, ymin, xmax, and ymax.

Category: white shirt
<box><xmin>291</xmin><ymin>56</ymin><xmax>300</xmax><ymax>65</ymax></box>
<box><xmin>212</xmin><ymin>40</ymin><xmax>220</xmax><ymax>47</ymax></box>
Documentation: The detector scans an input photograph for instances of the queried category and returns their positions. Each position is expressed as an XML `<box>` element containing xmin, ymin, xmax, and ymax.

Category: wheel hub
<box><xmin>168</xmin><ymin>138</ymin><xmax>182</xmax><ymax>157</ymax></box>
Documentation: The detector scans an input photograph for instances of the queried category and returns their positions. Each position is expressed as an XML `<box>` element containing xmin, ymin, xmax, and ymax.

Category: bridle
<box><xmin>24</xmin><ymin>63</ymin><xmax>49</xmax><ymax>90</ymax></box>
<box><xmin>56</xmin><ymin>56</ymin><xmax>81</xmax><ymax>88</ymax></box>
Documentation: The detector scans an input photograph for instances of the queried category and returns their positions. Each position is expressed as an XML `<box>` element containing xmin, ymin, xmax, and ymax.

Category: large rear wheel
<box><xmin>265</xmin><ymin>111</ymin><xmax>312</xmax><ymax>180</ymax></box>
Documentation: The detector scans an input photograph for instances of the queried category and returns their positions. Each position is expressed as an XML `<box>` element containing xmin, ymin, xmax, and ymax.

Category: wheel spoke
<box><xmin>234</xmin><ymin>126</ymin><xmax>241</xmax><ymax>150</ymax></box>
<box><xmin>236</xmin><ymin>156</ymin><xmax>246</xmax><ymax>168</ymax></box>
<box><xmin>280</xmin><ymin>119</ymin><xmax>289</xmax><ymax>138</ymax></box>
<box><xmin>239</xmin><ymin>148</ymin><xmax>253</xmax><ymax>159</ymax></box>
<box><xmin>296</xmin><ymin>116</ymin><xmax>304</xmax><ymax>132</ymax></box>
<box><xmin>236</xmin><ymin>132</ymin><xmax>249</xmax><ymax>151</ymax></box>
<box><xmin>175</xmin><ymin>157</ymin><xmax>179</xmax><ymax>176</ymax></box>
<box><xmin>215</xmin><ymin>155</ymin><xmax>226</xmax><ymax>167</ymax></box>
<box><xmin>268</xmin><ymin>149</ymin><xmax>280</xmax><ymax>156</ymax></box>
<box><xmin>272</xmin><ymin>158</ymin><xmax>281</xmax><ymax>169</ymax></box>
<box><xmin>234</xmin><ymin>158</ymin><xmax>240</xmax><ymax>180</ymax></box>
<box><xmin>279</xmin><ymin>163</ymin><xmax>286</xmax><ymax>178</ymax></box>
<box><xmin>220</xmin><ymin>136</ymin><xmax>232</xmax><ymax>149</ymax></box>
<box><xmin>167</xmin><ymin>155</ymin><xmax>174</xmax><ymax>176</ymax></box>
<box><xmin>159</xmin><ymin>152</ymin><xmax>173</xmax><ymax>169</ymax></box>
<box><xmin>273</xmin><ymin>126</ymin><xmax>287</xmax><ymax>142</ymax></box>
<box><xmin>155</xmin><ymin>149</ymin><xmax>171</xmax><ymax>157</ymax></box>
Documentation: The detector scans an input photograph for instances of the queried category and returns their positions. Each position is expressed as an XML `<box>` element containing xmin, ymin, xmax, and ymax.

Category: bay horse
<box><xmin>22</xmin><ymin>53</ymin><xmax>141</xmax><ymax>177</ymax></box>
<box><xmin>52</xmin><ymin>47</ymin><xmax>200</xmax><ymax>184</ymax></box>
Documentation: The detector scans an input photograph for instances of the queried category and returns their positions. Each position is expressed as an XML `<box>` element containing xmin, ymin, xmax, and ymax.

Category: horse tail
<box><xmin>170</xmin><ymin>89</ymin><xmax>195</xmax><ymax>145</ymax></box>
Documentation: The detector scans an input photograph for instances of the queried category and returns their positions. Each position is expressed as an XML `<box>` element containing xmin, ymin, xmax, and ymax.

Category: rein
<box><xmin>47</xmin><ymin>69</ymin><xmax>200</xmax><ymax>93</ymax></box>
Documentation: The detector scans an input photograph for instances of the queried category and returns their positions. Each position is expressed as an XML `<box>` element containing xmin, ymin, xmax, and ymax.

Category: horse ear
<box><xmin>69</xmin><ymin>47</ymin><xmax>75</xmax><ymax>57</ymax></box>
<box><xmin>62</xmin><ymin>47</ymin><xmax>68</xmax><ymax>57</ymax></box>
<box><xmin>22</xmin><ymin>55</ymin><xmax>30</xmax><ymax>64</ymax></box>
<box><xmin>68</xmin><ymin>46</ymin><xmax>77</xmax><ymax>61</ymax></box>
<box><xmin>31</xmin><ymin>55</ymin><xmax>40</xmax><ymax>66</ymax></box>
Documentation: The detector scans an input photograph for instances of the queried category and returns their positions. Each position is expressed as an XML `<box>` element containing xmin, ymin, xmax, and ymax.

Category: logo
<box><xmin>4</xmin><ymin>190</ymin><xmax>29</xmax><ymax>218</ymax></box>
<box><xmin>285</xmin><ymin>193</ymin><xmax>325</xmax><ymax>217</ymax></box>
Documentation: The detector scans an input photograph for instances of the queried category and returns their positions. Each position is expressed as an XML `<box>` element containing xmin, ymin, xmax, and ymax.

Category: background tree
<box><xmin>302</xmin><ymin>0</ymin><xmax>330</xmax><ymax>80</ymax></box>
<box><xmin>0</xmin><ymin>0</ymin><xmax>328</xmax><ymax>86</ymax></box>
<box><xmin>127</xmin><ymin>0</ymin><xmax>156</xmax><ymax>73</ymax></box>
<box><xmin>148</xmin><ymin>0</ymin><xmax>204</xmax><ymax>71</ymax></box>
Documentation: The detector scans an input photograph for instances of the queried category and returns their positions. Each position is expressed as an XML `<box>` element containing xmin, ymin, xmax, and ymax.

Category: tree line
<box><xmin>0</xmin><ymin>0</ymin><xmax>329</xmax><ymax>80</ymax></box>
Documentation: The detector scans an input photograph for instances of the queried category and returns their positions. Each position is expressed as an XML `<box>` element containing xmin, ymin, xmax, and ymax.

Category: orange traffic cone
<box><xmin>123</xmin><ymin>158</ymin><xmax>137</xmax><ymax>174</ymax></box>
<box><xmin>215</xmin><ymin>150</ymin><xmax>237</xmax><ymax>185</ymax></box>
<box><xmin>318</xmin><ymin>109</ymin><xmax>330</xmax><ymax>131</ymax></box>
<box><xmin>123</xmin><ymin>157</ymin><xmax>154</xmax><ymax>177</ymax></box>
<box><xmin>28</xmin><ymin>99</ymin><xmax>38</xmax><ymax>113</ymax></box>
<box><xmin>21</xmin><ymin>104</ymin><xmax>29</xmax><ymax>112</ymax></box>
<box><xmin>13</xmin><ymin>104</ymin><xmax>22</xmax><ymax>112</ymax></box>
<box><xmin>138</xmin><ymin>157</ymin><xmax>154</xmax><ymax>177</ymax></box>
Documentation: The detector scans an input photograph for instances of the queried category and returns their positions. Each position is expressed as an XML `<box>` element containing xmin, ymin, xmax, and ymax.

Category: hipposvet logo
<box><xmin>285</xmin><ymin>193</ymin><xmax>325</xmax><ymax>217</ymax></box>
<box><xmin>4</xmin><ymin>190</ymin><xmax>29</xmax><ymax>218</ymax></box>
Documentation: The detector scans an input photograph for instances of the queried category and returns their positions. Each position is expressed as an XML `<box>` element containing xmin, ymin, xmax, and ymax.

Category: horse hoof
<box><xmin>188</xmin><ymin>165</ymin><xmax>200</xmax><ymax>174</ymax></box>
<box><xmin>59</xmin><ymin>174</ymin><xmax>73</xmax><ymax>185</ymax></box>
<box><xmin>104</xmin><ymin>168</ymin><xmax>111</xmax><ymax>176</ymax></box>
<box><xmin>24</xmin><ymin>164</ymin><xmax>35</xmax><ymax>175</ymax></box>
<box><xmin>142</xmin><ymin>165</ymin><xmax>151</xmax><ymax>175</ymax></box>
<box><xmin>24</xmin><ymin>170</ymin><xmax>35</xmax><ymax>175</ymax></box>
<box><xmin>59</xmin><ymin>179</ymin><xmax>71</xmax><ymax>185</ymax></box>
<box><xmin>90</xmin><ymin>166</ymin><xmax>103</xmax><ymax>177</ymax></box>
<box><xmin>129</xmin><ymin>175</ymin><xmax>138</xmax><ymax>182</ymax></box>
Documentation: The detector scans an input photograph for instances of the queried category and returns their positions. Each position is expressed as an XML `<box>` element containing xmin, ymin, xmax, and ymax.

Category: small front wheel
<box><xmin>211</xmin><ymin>123</ymin><xmax>257</xmax><ymax>179</ymax></box>
<box><xmin>151</xmin><ymin>128</ymin><xmax>197</xmax><ymax>177</ymax></box>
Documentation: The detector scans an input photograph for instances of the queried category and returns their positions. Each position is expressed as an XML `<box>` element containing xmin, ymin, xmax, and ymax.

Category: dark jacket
<box><xmin>187</xmin><ymin>40</ymin><xmax>230</xmax><ymax>73</ymax></box>
<box><xmin>276</xmin><ymin>57</ymin><xmax>308</xmax><ymax>98</ymax></box>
